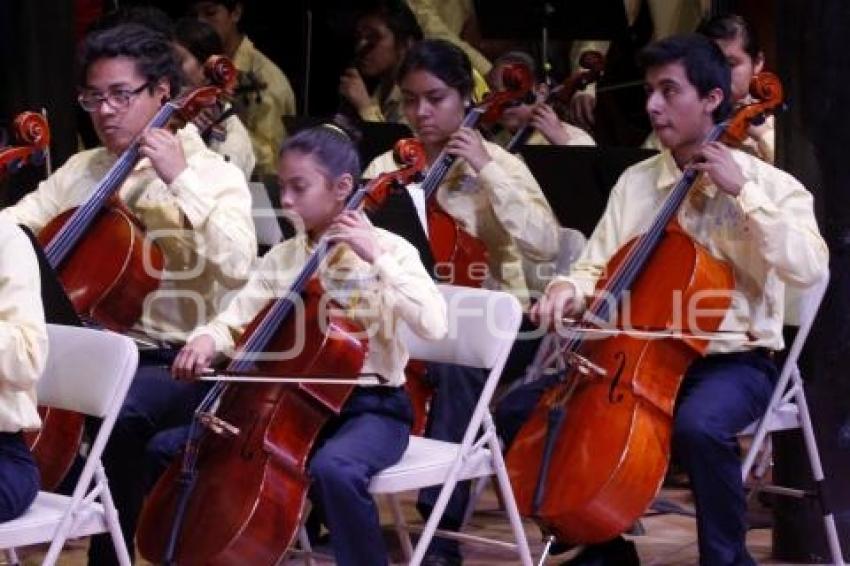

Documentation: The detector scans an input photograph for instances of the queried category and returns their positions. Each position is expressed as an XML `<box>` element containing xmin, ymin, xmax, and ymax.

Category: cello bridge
<box><xmin>198</xmin><ymin>412</ymin><xmax>240</xmax><ymax>437</ymax></box>
<box><xmin>563</xmin><ymin>352</ymin><xmax>607</xmax><ymax>380</ymax></box>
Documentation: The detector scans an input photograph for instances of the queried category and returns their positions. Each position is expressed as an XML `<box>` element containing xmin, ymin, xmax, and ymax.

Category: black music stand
<box><xmin>18</xmin><ymin>225</ymin><xmax>82</xmax><ymax>327</ymax></box>
<box><xmin>521</xmin><ymin>145</ymin><xmax>658</xmax><ymax>236</ymax></box>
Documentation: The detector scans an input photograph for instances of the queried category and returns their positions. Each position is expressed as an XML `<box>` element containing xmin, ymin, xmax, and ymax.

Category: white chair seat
<box><xmin>0</xmin><ymin>325</ymin><xmax>138</xmax><ymax>566</ymax></box>
<box><xmin>0</xmin><ymin>492</ymin><xmax>107</xmax><ymax>548</ymax></box>
<box><xmin>369</xmin><ymin>437</ymin><xmax>493</xmax><ymax>494</ymax></box>
<box><xmin>740</xmin><ymin>401</ymin><xmax>799</xmax><ymax>435</ymax></box>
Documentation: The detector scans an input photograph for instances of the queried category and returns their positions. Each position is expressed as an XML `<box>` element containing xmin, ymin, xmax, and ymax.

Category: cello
<box><xmin>36</xmin><ymin>55</ymin><xmax>237</xmax><ymax>332</ymax></box>
<box><xmin>136</xmin><ymin>141</ymin><xmax>426</xmax><ymax>565</ymax></box>
<box><xmin>505</xmin><ymin>81</ymin><xmax>784</xmax><ymax>546</ymax></box>
<box><xmin>25</xmin><ymin>57</ymin><xmax>236</xmax><ymax>491</ymax></box>
<box><xmin>504</xmin><ymin>50</ymin><xmax>605</xmax><ymax>154</ymax></box>
<box><xmin>408</xmin><ymin>62</ymin><xmax>534</xmax><ymax>287</ymax></box>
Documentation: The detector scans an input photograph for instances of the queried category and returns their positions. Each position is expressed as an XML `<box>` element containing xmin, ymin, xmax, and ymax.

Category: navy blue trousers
<box><xmin>88</xmin><ymin>350</ymin><xmax>210</xmax><ymax>566</ymax></box>
<box><xmin>309</xmin><ymin>386</ymin><xmax>412</xmax><ymax>566</ymax></box>
<box><xmin>0</xmin><ymin>432</ymin><xmax>39</xmax><ymax>522</ymax></box>
<box><xmin>496</xmin><ymin>349</ymin><xmax>777</xmax><ymax>566</ymax></box>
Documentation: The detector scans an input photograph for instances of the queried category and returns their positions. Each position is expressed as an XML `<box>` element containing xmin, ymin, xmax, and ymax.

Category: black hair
<box><xmin>357</xmin><ymin>0</ymin><xmax>423</xmax><ymax>45</ymax></box>
<box><xmin>697</xmin><ymin>13</ymin><xmax>761</xmax><ymax>61</ymax></box>
<box><xmin>79</xmin><ymin>23</ymin><xmax>183</xmax><ymax>98</ymax></box>
<box><xmin>638</xmin><ymin>34</ymin><xmax>732</xmax><ymax>122</ymax></box>
<box><xmin>280</xmin><ymin>123</ymin><xmax>362</xmax><ymax>184</ymax></box>
<box><xmin>92</xmin><ymin>5</ymin><xmax>175</xmax><ymax>39</ymax></box>
<box><xmin>398</xmin><ymin>39</ymin><xmax>473</xmax><ymax>99</ymax></box>
<box><xmin>174</xmin><ymin>17</ymin><xmax>224</xmax><ymax>67</ymax></box>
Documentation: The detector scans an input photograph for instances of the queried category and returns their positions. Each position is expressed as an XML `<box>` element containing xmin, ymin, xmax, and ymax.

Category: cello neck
<box><xmin>227</xmin><ymin>183</ymin><xmax>372</xmax><ymax>373</ymax></box>
<box><xmin>43</xmin><ymin>101</ymin><xmax>178</xmax><ymax>269</ymax></box>
<box><xmin>420</xmin><ymin>107</ymin><xmax>484</xmax><ymax>201</ymax></box>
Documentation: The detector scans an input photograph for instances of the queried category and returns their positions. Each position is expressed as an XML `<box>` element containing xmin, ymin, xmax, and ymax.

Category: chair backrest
<box><xmin>399</xmin><ymin>285</ymin><xmax>522</xmax><ymax>371</ymax></box>
<box><xmin>779</xmin><ymin>273</ymin><xmax>829</xmax><ymax>373</ymax></box>
<box><xmin>248</xmin><ymin>181</ymin><xmax>284</xmax><ymax>247</ymax></box>
<box><xmin>38</xmin><ymin>324</ymin><xmax>139</xmax><ymax>419</ymax></box>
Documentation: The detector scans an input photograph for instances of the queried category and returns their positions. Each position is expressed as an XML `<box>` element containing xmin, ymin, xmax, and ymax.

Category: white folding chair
<box><xmin>523</xmin><ymin>227</ymin><xmax>587</xmax><ymax>295</ymax></box>
<box><xmin>368</xmin><ymin>285</ymin><xmax>532</xmax><ymax>565</ymax></box>
<box><xmin>740</xmin><ymin>273</ymin><xmax>845</xmax><ymax>565</ymax></box>
<box><xmin>249</xmin><ymin>180</ymin><xmax>284</xmax><ymax>248</ymax></box>
<box><xmin>0</xmin><ymin>324</ymin><xmax>138</xmax><ymax>566</ymax></box>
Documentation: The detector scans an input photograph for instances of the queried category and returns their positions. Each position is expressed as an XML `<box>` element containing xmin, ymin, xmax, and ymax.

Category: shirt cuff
<box><xmin>168</xmin><ymin>167</ymin><xmax>214</xmax><ymax>228</ymax></box>
<box><xmin>736</xmin><ymin>180</ymin><xmax>779</xmax><ymax>215</ymax></box>
<box><xmin>358</xmin><ymin>103</ymin><xmax>384</xmax><ymax>122</ymax></box>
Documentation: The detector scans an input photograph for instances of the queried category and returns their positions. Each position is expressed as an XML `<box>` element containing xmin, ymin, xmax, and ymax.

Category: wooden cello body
<box><xmin>137</xmin><ymin>146</ymin><xmax>427</xmax><ymax>564</ymax></box>
<box><xmin>506</xmin><ymin>78</ymin><xmax>785</xmax><ymax>543</ymax></box>
<box><xmin>138</xmin><ymin>280</ymin><xmax>367</xmax><ymax>565</ymax></box>
<box><xmin>25</xmin><ymin>56</ymin><xmax>237</xmax><ymax>490</ymax></box>
<box><xmin>507</xmin><ymin>226</ymin><xmax>733</xmax><ymax>543</ymax></box>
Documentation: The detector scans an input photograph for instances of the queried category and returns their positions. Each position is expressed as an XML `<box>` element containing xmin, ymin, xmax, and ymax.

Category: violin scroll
<box><xmin>14</xmin><ymin>111</ymin><xmax>51</xmax><ymax>149</ymax></box>
<box><xmin>479</xmin><ymin>62</ymin><xmax>535</xmax><ymax>125</ymax></box>
<box><xmin>363</xmin><ymin>138</ymin><xmax>427</xmax><ymax>211</ymax></box>
<box><xmin>203</xmin><ymin>54</ymin><xmax>238</xmax><ymax>95</ymax></box>
<box><xmin>550</xmin><ymin>50</ymin><xmax>605</xmax><ymax>105</ymax></box>
<box><xmin>722</xmin><ymin>71</ymin><xmax>784</xmax><ymax>146</ymax></box>
<box><xmin>0</xmin><ymin>111</ymin><xmax>51</xmax><ymax>179</ymax></box>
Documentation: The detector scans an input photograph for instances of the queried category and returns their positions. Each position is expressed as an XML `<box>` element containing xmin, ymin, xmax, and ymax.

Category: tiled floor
<box><xmin>14</xmin><ymin>484</ymin><xmax>818</xmax><ymax>565</ymax></box>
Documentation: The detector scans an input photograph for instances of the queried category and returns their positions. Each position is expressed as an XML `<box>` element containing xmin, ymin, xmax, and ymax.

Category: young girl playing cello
<box><xmin>171</xmin><ymin>124</ymin><xmax>447</xmax><ymax>565</ymax></box>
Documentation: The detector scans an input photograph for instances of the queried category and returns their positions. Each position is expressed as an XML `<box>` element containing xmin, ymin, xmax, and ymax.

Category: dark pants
<box><xmin>495</xmin><ymin>349</ymin><xmax>777</xmax><ymax>566</ymax></box>
<box><xmin>88</xmin><ymin>351</ymin><xmax>210</xmax><ymax>566</ymax></box>
<box><xmin>308</xmin><ymin>386</ymin><xmax>412</xmax><ymax>566</ymax></box>
<box><xmin>417</xmin><ymin>317</ymin><xmax>543</xmax><ymax>559</ymax></box>
<box><xmin>0</xmin><ymin>432</ymin><xmax>39</xmax><ymax>522</ymax></box>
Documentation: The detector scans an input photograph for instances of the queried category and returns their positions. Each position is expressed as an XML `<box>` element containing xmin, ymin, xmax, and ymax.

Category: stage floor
<box><xmin>14</xmin><ymin>484</ymin><xmax>811</xmax><ymax>565</ymax></box>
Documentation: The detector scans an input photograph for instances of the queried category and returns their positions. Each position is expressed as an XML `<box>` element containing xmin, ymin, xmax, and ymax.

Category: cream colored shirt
<box><xmin>553</xmin><ymin>148</ymin><xmax>828</xmax><ymax>353</ymax></box>
<box><xmin>407</xmin><ymin>0</ymin><xmax>492</xmax><ymax>75</ymax></box>
<box><xmin>233</xmin><ymin>36</ymin><xmax>297</xmax><ymax>177</ymax></box>
<box><xmin>365</xmin><ymin>140</ymin><xmax>560</xmax><ymax>305</ymax></box>
<box><xmin>0</xmin><ymin>219</ymin><xmax>48</xmax><ymax>432</ymax></box>
<box><xmin>359</xmin><ymin>83</ymin><xmax>406</xmax><ymax>125</ymax></box>
<box><xmin>0</xmin><ymin>126</ymin><xmax>257</xmax><ymax>344</ymax></box>
<box><xmin>493</xmin><ymin>120</ymin><xmax>596</xmax><ymax>148</ymax></box>
<box><xmin>188</xmin><ymin>228</ymin><xmax>447</xmax><ymax>387</ymax></box>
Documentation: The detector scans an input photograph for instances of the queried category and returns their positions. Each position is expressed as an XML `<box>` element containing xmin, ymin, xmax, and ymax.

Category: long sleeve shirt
<box><xmin>553</xmin><ymin>148</ymin><xmax>828</xmax><ymax>353</ymax></box>
<box><xmin>0</xmin><ymin>219</ymin><xmax>48</xmax><ymax>432</ymax></box>
<box><xmin>232</xmin><ymin>36</ymin><xmax>297</xmax><ymax>177</ymax></box>
<box><xmin>188</xmin><ymin>227</ymin><xmax>447</xmax><ymax>387</ymax></box>
<box><xmin>406</xmin><ymin>0</ymin><xmax>492</xmax><ymax>75</ymax></box>
<box><xmin>0</xmin><ymin>126</ymin><xmax>257</xmax><ymax>344</ymax></box>
<box><xmin>365</xmin><ymin>140</ymin><xmax>560</xmax><ymax>306</ymax></box>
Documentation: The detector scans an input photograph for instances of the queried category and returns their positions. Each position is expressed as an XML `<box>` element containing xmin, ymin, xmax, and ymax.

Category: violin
<box><xmin>36</xmin><ymin>54</ymin><xmax>236</xmax><ymax>332</ymax></box>
<box><xmin>505</xmin><ymin>82</ymin><xmax>784</xmax><ymax>545</ymax></box>
<box><xmin>722</xmin><ymin>71</ymin><xmax>784</xmax><ymax>147</ymax></box>
<box><xmin>0</xmin><ymin>111</ymin><xmax>50</xmax><ymax>179</ymax></box>
<box><xmin>137</xmin><ymin>141</ymin><xmax>425</xmax><ymax>565</ymax></box>
<box><xmin>413</xmin><ymin>62</ymin><xmax>534</xmax><ymax>287</ymax></box>
<box><xmin>505</xmin><ymin>50</ymin><xmax>605</xmax><ymax>153</ymax></box>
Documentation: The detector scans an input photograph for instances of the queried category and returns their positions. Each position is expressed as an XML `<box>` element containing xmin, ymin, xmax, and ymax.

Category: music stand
<box><xmin>521</xmin><ymin>145</ymin><xmax>657</xmax><ymax>236</ymax></box>
<box><xmin>18</xmin><ymin>225</ymin><xmax>82</xmax><ymax>327</ymax></box>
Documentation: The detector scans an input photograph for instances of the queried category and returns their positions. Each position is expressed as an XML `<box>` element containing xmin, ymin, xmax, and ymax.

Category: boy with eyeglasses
<box><xmin>0</xmin><ymin>23</ymin><xmax>257</xmax><ymax>566</ymax></box>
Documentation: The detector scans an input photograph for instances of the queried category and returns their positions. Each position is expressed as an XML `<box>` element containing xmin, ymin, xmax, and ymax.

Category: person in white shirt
<box><xmin>0</xmin><ymin>218</ymin><xmax>48</xmax><ymax>522</ymax></box>
<box><xmin>515</xmin><ymin>34</ymin><xmax>827</xmax><ymax>565</ymax></box>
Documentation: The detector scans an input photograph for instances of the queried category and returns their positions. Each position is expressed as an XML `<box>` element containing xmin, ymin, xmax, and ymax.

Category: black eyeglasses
<box><xmin>77</xmin><ymin>81</ymin><xmax>152</xmax><ymax>113</ymax></box>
